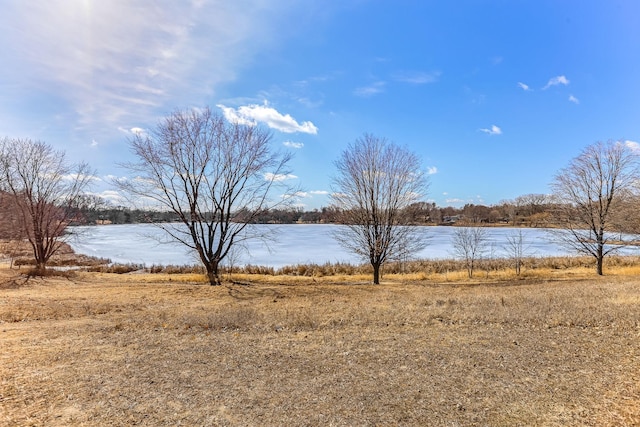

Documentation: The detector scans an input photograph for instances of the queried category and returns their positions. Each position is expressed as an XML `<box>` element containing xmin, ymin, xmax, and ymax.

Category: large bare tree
<box><xmin>116</xmin><ymin>107</ymin><xmax>296</xmax><ymax>285</ymax></box>
<box><xmin>0</xmin><ymin>138</ymin><xmax>94</xmax><ymax>272</ymax></box>
<box><xmin>551</xmin><ymin>140</ymin><xmax>639</xmax><ymax>275</ymax></box>
<box><xmin>331</xmin><ymin>134</ymin><xmax>428</xmax><ymax>284</ymax></box>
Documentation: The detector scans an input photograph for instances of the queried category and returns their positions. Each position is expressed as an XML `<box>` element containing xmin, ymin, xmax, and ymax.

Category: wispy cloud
<box><xmin>479</xmin><ymin>125</ymin><xmax>502</xmax><ymax>135</ymax></box>
<box><xmin>309</xmin><ymin>190</ymin><xmax>329</xmax><ymax>195</ymax></box>
<box><xmin>354</xmin><ymin>81</ymin><xmax>385</xmax><ymax>97</ymax></box>
<box><xmin>543</xmin><ymin>75</ymin><xmax>570</xmax><ymax>89</ymax></box>
<box><xmin>283</xmin><ymin>141</ymin><xmax>304</xmax><ymax>149</ymax></box>
<box><xmin>265</xmin><ymin>173</ymin><xmax>298</xmax><ymax>182</ymax></box>
<box><xmin>517</xmin><ymin>82</ymin><xmax>531</xmax><ymax>91</ymax></box>
<box><xmin>393</xmin><ymin>71</ymin><xmax>441</xmax><ymax>84</ymax></box>
<box><xmin>427</xmin><ymin>166</ymin><xmax>438</xmax><ymax>175</ymax></box>
<box><xmin>568</xmin><ymin>94</ymin><xmax>580</xmax><ymax>104</ymax></box>
<box><xmin>218</xmin><ymin>103</ymin><xmax>318</xmax><ymax>134</ymax></box>
<box><xmin>0</xmin><ymin>1</ymin><xmax>298</xmax><ymax>138</ymax></box>
<box><xmin>63</xmin><ymin>173</ymin><xmax>100</xmax><ymax>182</ymax></box>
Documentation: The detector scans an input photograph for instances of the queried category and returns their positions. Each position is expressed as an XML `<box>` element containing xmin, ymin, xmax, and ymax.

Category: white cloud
<box><xmin>283</xmin><ymin>141</ymin><xmax>304</xmax><ymax>149</ymax></box>
<box><xmin>517</xmin><ymin>82</ymin><xmax>531</xmax><ymax>91</ymax></box>
<box><xmin>265</xmin><ymin>173</ymin><xmax>298</xmax><ymax>182</ymax></box>
<box><xmin>90</xmin><ymin>139</ymin><xmax>99</xmax><ymax>148</ymax></box>
<box><xmin>568</xmin><ymin>95</ymin><xmax>580</xmax><ymax>104</ymax></box>
<box><xmin>624</xmin><ymin>140</ymin><xmax>640</xmax><ymax>151</ymax></box>
<box><xmin>117</xmin><ymin>126</ymin><xmax>146</xmax><ymax>135</ymax></box>
<box><xmin>281</xmin><ymin>191</ymin><xmax>308</xmax><ymax>200</ymax></box>
<box><xmin>309</xmin><ymin>190</ymin><xmax>329</xmax><ymax>195</ymax></box>
<box><xmin>218</xmin><ymin>103</ymin><xmax>318</xmax><ymax>134</ymax></box>
<box><xmin>543</xmin><ymin>75</ymin><xmax>570</xmax><ymax>89</ymax></box>
<box><xmin>216</xmin><ymin>105</ymin><xmax>256</xmax><ymax>127</ymax></box>
<box><xmin>479</xmin><ymin>125</ymin><xmax>502</xmax><ymax>135</ymax></box>
<box><xmin>445</xmin><ymin>198</ymin><xmax>465</xmax><ymax>205</ymax></box>
<box><xmin>393</xmin><ymin>71</ymin><xmax>441</xmax><ymax>84</ymax></box>
<box><xmin>94</xmin><ymin>190</ymin><xmax>126</xmax><ymax>205</ymax></box>
<box><xmin>354</xmin><ymin>81</ymin><xmax>385</xmax><ymax>97</ymax></box>
<box><xmin>427</xmin><ymin>166</ymin><xmax>438</xmax><ymax>175</ymax></box>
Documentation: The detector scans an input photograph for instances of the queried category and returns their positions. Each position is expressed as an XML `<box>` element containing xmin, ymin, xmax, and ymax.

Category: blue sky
<box><xmin>1</xmin><ymin>1</ymin><xmax>639</xmax><ymax>209</ymax></box>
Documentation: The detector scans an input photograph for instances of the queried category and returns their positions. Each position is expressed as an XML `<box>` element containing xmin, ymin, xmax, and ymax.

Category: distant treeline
<box><xmin>69</xmin><ymin>193</ymin><xmax>567</xmax><ymax>228</ymax></box>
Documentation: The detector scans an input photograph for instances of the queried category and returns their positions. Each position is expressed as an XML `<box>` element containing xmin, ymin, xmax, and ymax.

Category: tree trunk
<box><xmin>206</xmin><ymin>261</ymin><xmax>222</xmax><ymax>286</ymax></box>
<box><xmin>596</xmin><ymin>242</ymin><xmax>604</xmax><ymax>276</ymax></box>
<box><xmin>372</xmin><ymin>262</ymin><xmax>380</xmax><ymax>284</ymax></box>
<box><xmin>33</xmin><ymin>241</ymin><xmax>47</xmax><ymax>275</ymax></box>
<box><xmin>35</xmin><ymin>261</ymin><xmax>47</xmax><ymax>276</ymax></box>
<box><xmin>596</xmin><ymin>257</ymin><xmax>603</xmax><ymax>276</ymax></box>
<box><xmin>596</xmin><ymin>245</ymin><xmax>604</xmax><ymax>276</ymax></box>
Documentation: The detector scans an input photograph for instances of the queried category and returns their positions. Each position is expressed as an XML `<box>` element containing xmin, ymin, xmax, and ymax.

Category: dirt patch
<box><xmin>1</xmin><ymin>270</ymin><xmax>639</xmax><ymax>426</ymax></box>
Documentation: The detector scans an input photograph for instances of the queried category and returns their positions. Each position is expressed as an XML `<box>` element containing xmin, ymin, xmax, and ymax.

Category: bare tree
<box><xmin>451</xmin><ymin>226</ymin><xmax>488</xmax><ymax>278</ymax></box>
<box><xmin>116</xmin><ymin>107</ymin><xmax>296</xmax><ymax>285</ymax></box>
<box><xmin>0</xmin><ymin>138</ymin><xmax>94</xmax><ymax>272</ymax></box>
<box><xmin>504</xmin><ymin>229</ymin><xmax>529</xmax><ymax>275</ymax></box>
<box><xmin>551</xmin><ymin>140</ymin><xmax>639</xmax><ymax>275</ymax></box>
<box><xmin>331</xmin><ymin>134</ymin><xmax>428</xmax><ymax>284</ymax></box>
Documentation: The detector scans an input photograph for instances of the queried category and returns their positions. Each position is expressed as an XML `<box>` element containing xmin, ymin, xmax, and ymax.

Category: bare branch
<box><xmin>550</xmin><ymin>140</ymin><xmax>640</xmax><ymax>275</ymax></box>
<box><xmin>115</xmin><ymin>107</ymin><xmax>296</xmax><ymax>285</ymax></box>
<box><xmin>0</xmin><ymin>137</ymin><xmax>95</xmax><ymax>271</ymax></box>
<box><xmin>451</xmin><ymin>226</ymin><xmax>488</xmax><ymax>278</ymax></box>
<box><xmin>330</xmin><ymin>134</ymin><xmax>429</xmax><ymax>284</ymax></box>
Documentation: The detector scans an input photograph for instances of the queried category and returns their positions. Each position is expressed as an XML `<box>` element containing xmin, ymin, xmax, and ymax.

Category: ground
<box><xmin>1</xmin><ymin>266</ymin><xmax>639</xmax><ymax>426</ymax></box>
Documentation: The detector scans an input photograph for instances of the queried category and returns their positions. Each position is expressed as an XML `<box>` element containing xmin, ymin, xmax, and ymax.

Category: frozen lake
<box><xmin>67</xmin><ymin>223</ymin><xmax>638</xmax><ymax>268</ymax></box>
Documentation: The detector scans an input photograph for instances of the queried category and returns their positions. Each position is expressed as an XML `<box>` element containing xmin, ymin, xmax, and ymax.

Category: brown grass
<box><xmin>1</xmin><ymin>265</ymin><xmax>640</xmax><ymax>426</ymax></box>
<box><xmin>0</xmin><ymin>240</ymin><xmax>111</xmax><ymax>269</ymax></box>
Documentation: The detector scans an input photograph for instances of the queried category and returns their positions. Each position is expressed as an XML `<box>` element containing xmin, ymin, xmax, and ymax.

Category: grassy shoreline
<box><xmin>68</xmin><ymin>254</ymin><xmax>640</xmax><ymax>285</ymax></box>
<box><xmin>3</xmin><ymin>237</ymin><xmax>640</xmax><ymax>282</ymax></box>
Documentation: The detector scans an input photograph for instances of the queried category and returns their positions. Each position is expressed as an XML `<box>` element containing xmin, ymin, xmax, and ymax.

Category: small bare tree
<box><xmin>504</xmin><ymin>229</ymin><xmax>529</xmax><ymax>275</ymax></box>
<box><xmin>0</xmin><ymin>138</ymin><xmax>94</xmax><ymax>272</ymax></box>
<box><xmin>331</xmin><ymin>134</ymin><xmax>428</xmax><ymax>284</ymax></box>
<box><xmin>116</xmin><ymin>107</ymin><xmax>296</xmax><ymax>285</ymax></box>
<box><xmin>451</xmin><ymin>226</ymin><xmax>488</xmax><ymax>278</ymax></box>
<box><xmin>551</xmin><ymin>140</ymin><xmax>639</xmax><ymax>275</ymax></box>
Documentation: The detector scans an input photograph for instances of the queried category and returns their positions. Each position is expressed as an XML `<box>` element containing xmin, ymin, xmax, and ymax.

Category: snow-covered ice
<box><xmin>67</xmin><ymin>223</ymin><xmax>638</xmax><ymax>268</ymax></box>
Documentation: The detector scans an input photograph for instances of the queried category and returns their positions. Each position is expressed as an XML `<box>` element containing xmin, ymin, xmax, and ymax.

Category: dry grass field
<box><xmin>1</xmin><ymin>264</ymin><xmax>640</xmax><ymax>426</ymax></box>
